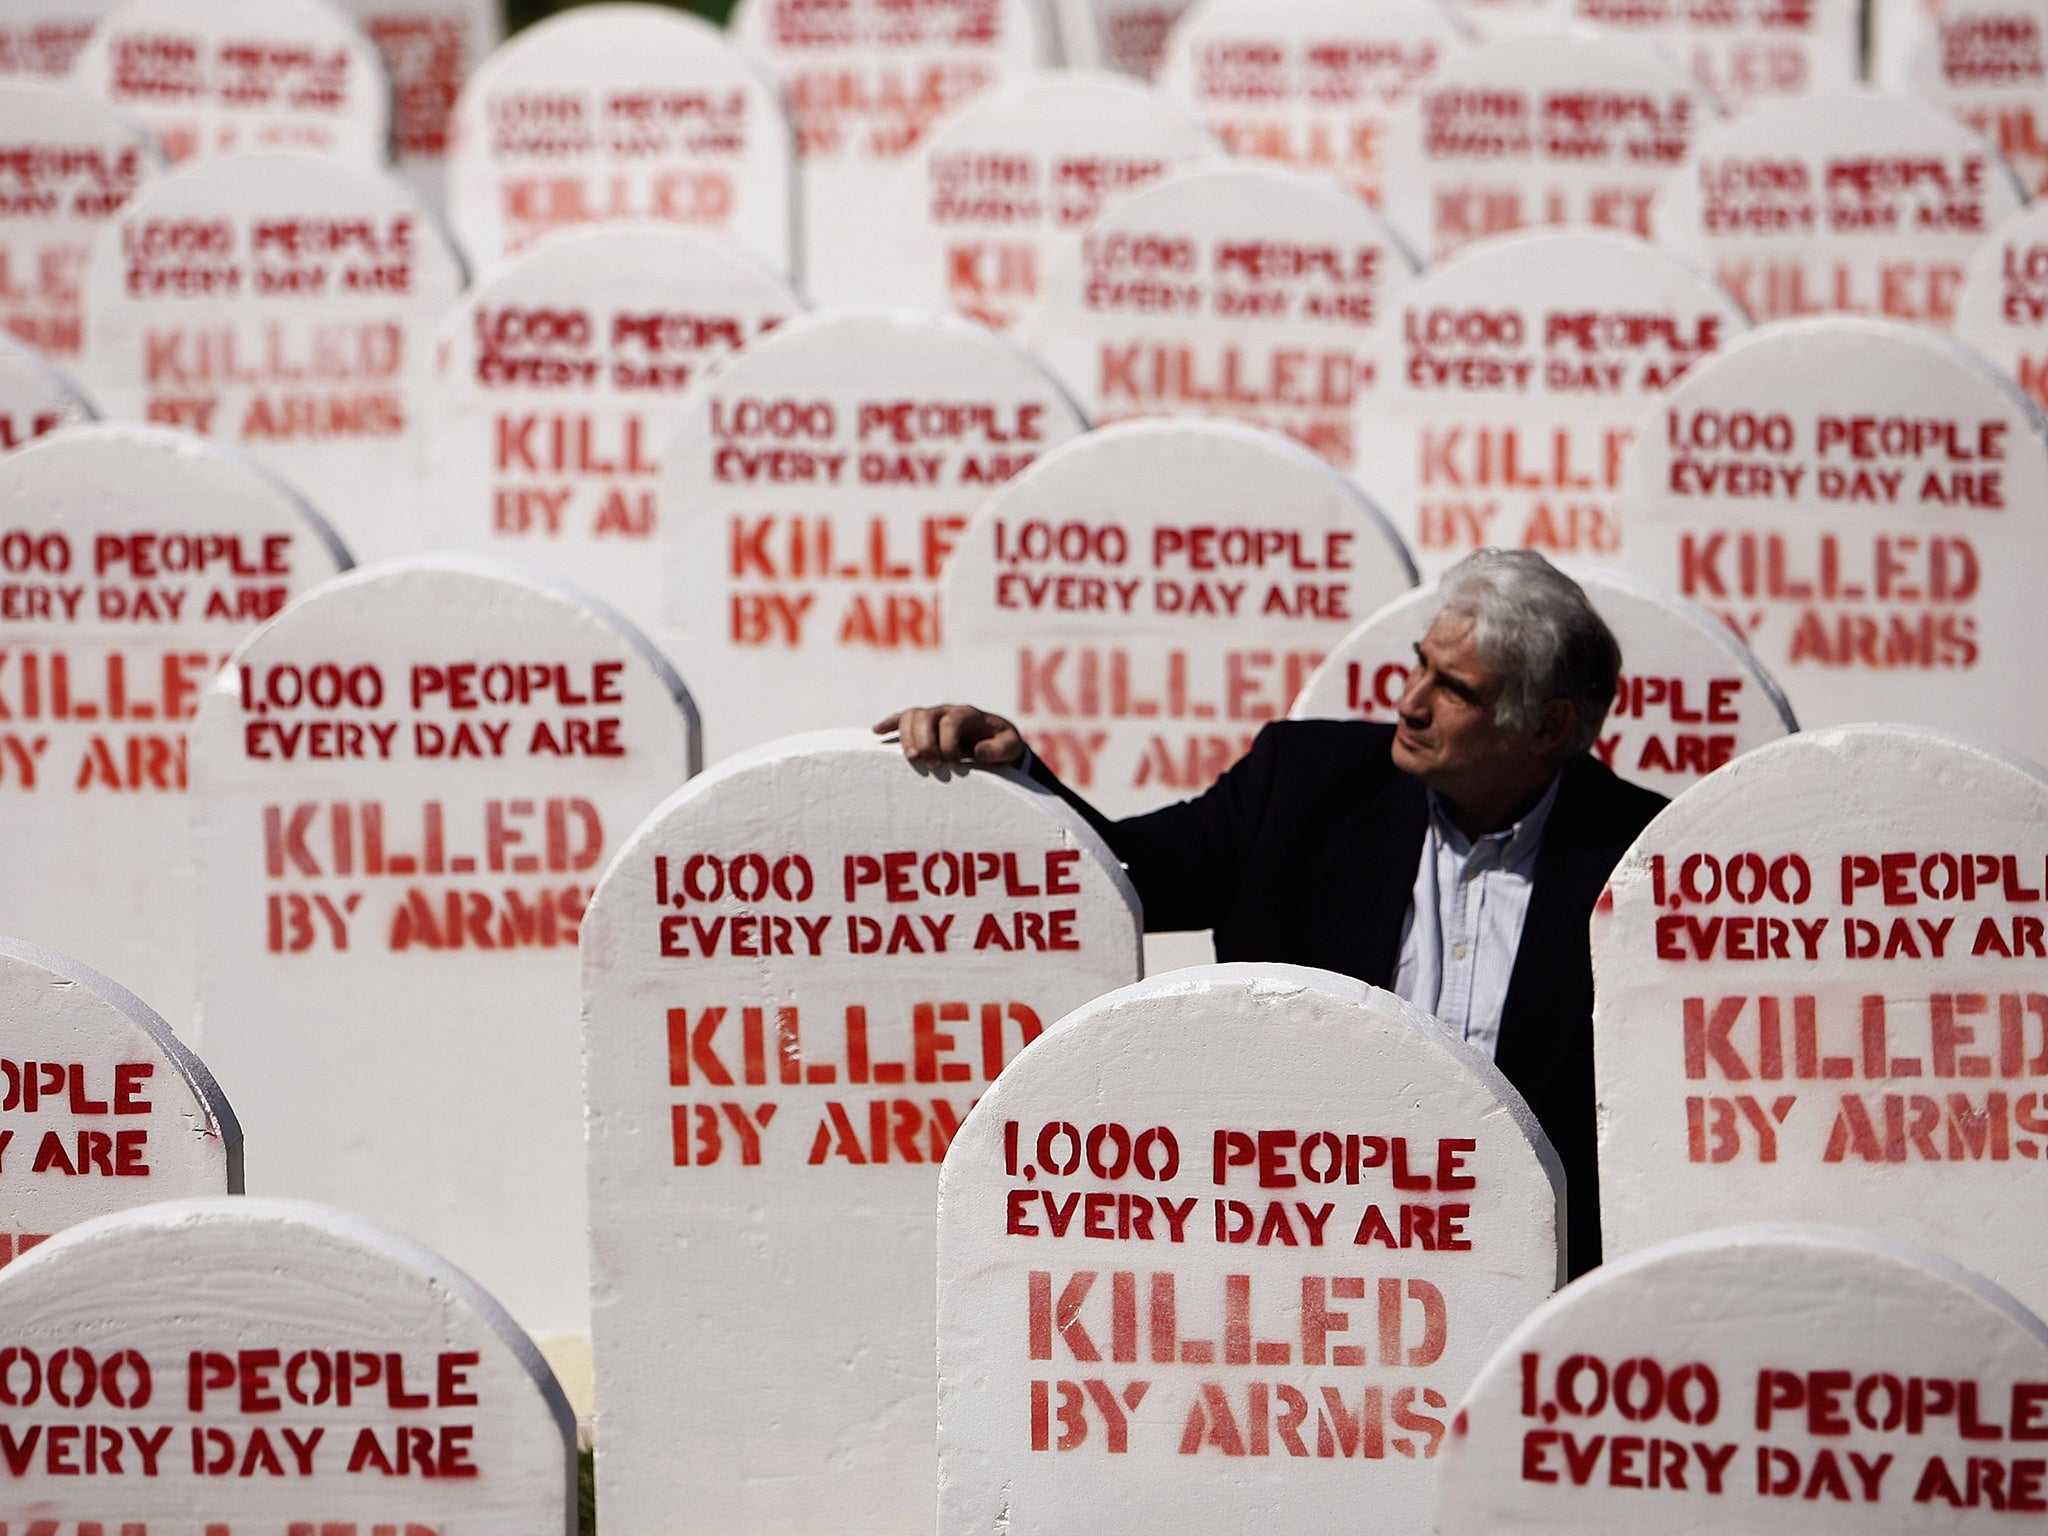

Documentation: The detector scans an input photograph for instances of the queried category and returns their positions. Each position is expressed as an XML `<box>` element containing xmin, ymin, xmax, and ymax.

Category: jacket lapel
<box><xmin>1342</xmin><ymin>772</ymin><xmax>1431</xmax><ymax>988</ymax></box>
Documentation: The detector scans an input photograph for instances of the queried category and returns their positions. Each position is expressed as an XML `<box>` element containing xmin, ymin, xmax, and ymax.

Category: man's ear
<box><xmin>1533</xmin><ymin>697</ymin><xmax>1576</xmax><ymax>755</ymax></box>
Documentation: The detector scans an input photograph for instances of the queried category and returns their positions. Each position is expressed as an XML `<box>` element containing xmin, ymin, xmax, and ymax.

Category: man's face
<box><xmin>1390</xmin><ymin>612</ymin><xmax>1554</xmax><ymax>800</ymax></box>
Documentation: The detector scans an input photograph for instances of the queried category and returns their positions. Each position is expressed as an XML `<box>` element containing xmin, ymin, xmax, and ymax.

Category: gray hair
<box><xmin>1432</xmin><ymin>550</ymin><xmax>1620</xmax><ymax>760</ymax></box>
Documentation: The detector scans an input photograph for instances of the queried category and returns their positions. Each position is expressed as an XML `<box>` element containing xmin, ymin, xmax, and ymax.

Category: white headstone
<box><xmin>943</xmin><ymin>418</ymin><xmax>1417</xmax><ymax>816</ymax></box>
<box><xmin>1618</xmin><ymin>317</ymin><xmax>2048</xmax><ymax>762</ymax></box>
<box><xmin>583</xmin><ymin>728</ymin><xmax>1143</xmax><ymax>1536</ymax></box>
<box><xmin>0</xmin><ymin>936</ymin><xmax>239</xmax><ymax>1268</ymax></box>
<box><xmin>1878</xmin><ymin>0</ymin><xmax>2048</xmax><ymax>196</ymax></box>
<box><xmin>416</xmin><ymin>222</ymin><xmax>800</xmax><ymax>638</ymax></box>
<box><xmin>68</xmin><ymin>0</ymin><xmax>393</xmax><ymax>168</ymax></box>
<box><xmin>0</xmin><ymin>80</ymin><xmax>160</xmax><ymax>363</ymax></box>
<box><xmin>343</xmin><ymin>0</ymin><xmax>504</xmax><ymax>209</ymax></box>
<box><xmin>0</xmin><ymin>333</ymin><xmax>94</xmax><ymax>452</ymax></box>
<box><xmin>1379</xmin><ymin>33</ymin><xmax>1716</xmax><ymax>264</ymax></box>
<box><xmin>730</xmin><ymin>0</ymin><xmax>1055</xmax><ymax>307</ymax></box>
<box><xmin>446</xmin><ymin>3</ymin><xmax>793</xmax><ymax>274</ymax></box>
<box><xmin>939</xmin><ymin>963</ymin><xmax>1562</xmax><ymax>1536</ymax></box>
<box><xmin>1292</xmin><ymin>568</ymin><xmax>1795</xmax><ymax>795</ymax></box>
<box><xmin>868</xmin><ymin>69</ymin><xmax>1217</xmax><ymax>334</ymax></box>
<box><xmin>1440</xmin><ymin>1225</ymin><xmax>2048</xmax><ymax>1532</ymax></box>
<box><xmin>1592</xmin><ymin>725</ymin><xmax>2048</xmax><ymax>1321</ymax></box>
<box><xmin>0</xmin><ymin>423</ymin><xmax>348</xmax><ymax>1024</ymax></box>
<box><xmin>0</xmin><ymin>1195</ymin><xmax>576</xmax><ymax>1533</ymax></box>
<box><xmin>1652</xmin><ymin>90</ymin><xmax>2024</xmax><ymax>333</ymax></box>
<box><xmin>79</xmin><ymin>149</ymin><xmax>468</xmax><ymax>562</ymax></box>
<box><xmin>1062</xmin><ymin>0</ymin><xmax>1199</xmax><ymax>78</ymax></box>
<box><xmin>1955</xmin><ymin>199</ymin><xmax>2048</xmax><ymax>414</ymax></box>
<box><xmin>190</xmin><ymin>555</ymin><xmax>699</xmax><ymax>1358</ymax></box>
<box><xmin>1595</xmin><ymin>0</ymin><xmax>1859</xmax><ymax>109</ymax></box>
<box><xmin>1022</xmin><ymin>160</ymin><xmax>1418</xmax><ymax>477</ymax></box>
<box><xmin>1354</xmin><ymin>229</ymin><xmax>1749</xmax><ymax>578</ymax></box>
<box><xmin>0</xmin><ymin>0</ymin><xmax>113</xmax><ymax>78</ymax></box>
<box><xmin>659</xmin><ymin>308</ymin><xmax>1087</xmax><ymax>760</ymax></box>
<box><xmin>1156</xmin><ymin>0</ymin><xmax>1472</xmax><ymax>207</ymax></box>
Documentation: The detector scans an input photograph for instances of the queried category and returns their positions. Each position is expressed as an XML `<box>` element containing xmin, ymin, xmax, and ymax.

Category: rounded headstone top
<box><xmin>874</xmin><ymin>68</ymin><xmax>1219</xmax><ymax>332</ymax></box>
<box><xmin>1954</xmin><ymin>197</ymin><xmax>2048</xmax><ymax>413</ymax></box>
<box><xmin>1439</xmin><ymin>1223</ymin><xmax>2048</xmax><ymax>1533</ymax></box>
<box><xmin>942</xmin><ymin>417</ymin><xmax>1418</xmax><ymax>814</ymax></box>
<box><xmin>659</xmin><ymin>305</ymin><xmax>1087</xmax><ymax>757</ymax></box>
<box><xmin>1879</xmin><ymin>0</ymin><xmax>2048</xmax><ymax>195</ymax></box>
<box><xmin>0</xmin><ymin>935</ymin><xmax>242</xmax><ymax>1253</ymax></box>
<box><xmin>1157</xmin><ymin>0</ymin><xmax>1473</xmax><ymax>204</ymax></box>
<box><xmin>938</xmin><ymin>961</ymin><xmax>1563</xmax><ymax>1536</ymax></box>
<box><xmin>445</xmin><ymin>2</ymin><xmax>794</xmax><ymax>271</ymax></box>
<box><xmin>1379</xmin><ymin>31</ymin><xmax>1717</xmax><ymax>262</ymax></box>
<box><xmin>1650</xmin><ymin>88</ymin><xmax>2026</xmax><ymax>330</ymax></box>
<box><xmin>0</xmin><ymin>333</ymin><xmax>95</xmax><ymax>452</ymax></box>
<box><xmin>1593</xmin><ymin>723</ymin><xmax>2048</xmax><ymax>1316</ymax></box>
<box><xmin>1290</xmin><ymin>566</ymin><xmax>1795</xmax><ymax>795</ymax></box>
<box><xmin>0</xmin><ymin>1194</ymin><xmax>576</xmax><ymax>1532</ymax></box>
<box><xmin>1356</xmin><ymin>227</ymin><xmax>1750</xmax><ymax>574</ymax></box>
<box><xmin>0</xmin><ymin>78</ymin><xmax>162</xmax><ymax>362</ymax></box>
<box><xmin>1615</xmin><ymin>314</ymin><xmax>2048</xmax><ymax>755</ymax></box>
<box><xmin>68</xmin><ymin>0</ymin><xmax>393</xmax><ymax>168</ymax></box>
<box><xmin>1021</xmin><ymin>158</ymin><xmax>1417</xmax><ymax>473</ymax></box>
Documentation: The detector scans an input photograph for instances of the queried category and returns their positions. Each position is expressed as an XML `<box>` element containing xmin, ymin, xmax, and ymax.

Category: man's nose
<box><xmin>1396</xmin><ymin>674</ymin><xmax>1429</xmax><ymax>721</ymax></box>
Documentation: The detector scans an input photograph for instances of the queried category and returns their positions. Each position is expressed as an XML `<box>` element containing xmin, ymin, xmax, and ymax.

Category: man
<box><xmin>878</xmin><ymin>550</ymin><xmax>1666</xmax><ymax>1276</ymax></box>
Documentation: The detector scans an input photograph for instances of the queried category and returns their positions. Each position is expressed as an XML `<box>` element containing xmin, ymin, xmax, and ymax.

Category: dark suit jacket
<box><xmin>1029</xmin><ymin>718</ymin><xmax>1666</xmax><ymax>1279</ymax></box>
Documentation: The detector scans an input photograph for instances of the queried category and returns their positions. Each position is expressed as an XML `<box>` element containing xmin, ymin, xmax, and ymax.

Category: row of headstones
<box><xmin>14</xmin><ymin>5</ymin><xmax>2048</xmax><ymax>349</ymax></box>
<box><xmin>7</xmin><ymin>0</ymin><xmax>2046</xmax><ymax>282</ymax></box>
<box><xmin>13</xmin><ymin>697</ymin><xmax>2048</xmax><ymax>1536</ymax></box>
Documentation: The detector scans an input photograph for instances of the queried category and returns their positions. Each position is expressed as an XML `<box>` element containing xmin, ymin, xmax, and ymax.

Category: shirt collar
<box><xmin>1426</xmin><ymin>775</ymin><xmax>1561</xmax><ymax>871</ymax></box>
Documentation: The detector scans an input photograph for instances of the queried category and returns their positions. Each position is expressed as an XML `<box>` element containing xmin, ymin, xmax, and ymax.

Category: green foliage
<box><xmin>506</xmin><ymin>0</ymin><xmax>738</xmax><ymax>33</ymax></box>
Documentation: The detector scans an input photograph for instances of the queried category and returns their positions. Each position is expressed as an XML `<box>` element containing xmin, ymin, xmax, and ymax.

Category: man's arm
<box><xmin>876</xmin><ymin>705</ymin><xmax>1279</xmax><ymax>933</ymax></box>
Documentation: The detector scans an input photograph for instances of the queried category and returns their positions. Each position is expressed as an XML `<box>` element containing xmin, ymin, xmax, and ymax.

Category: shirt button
<box><xmin>1453</xmin><ymin>943</ymin><xmax>1469</xmax><ymax>960</ymax></box>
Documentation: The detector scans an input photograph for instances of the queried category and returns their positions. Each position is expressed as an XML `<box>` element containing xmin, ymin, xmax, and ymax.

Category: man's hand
<box><xmin>874</xmin><ymin>705</ymin><xmax>1026</xmax><ymax>768</ymax></box>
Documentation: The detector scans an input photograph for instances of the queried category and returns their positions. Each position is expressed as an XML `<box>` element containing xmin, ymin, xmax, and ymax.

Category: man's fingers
<box><xmin>872</xmin><ymin>711</ymin><xmax>903</xmax><ymax>737</ymax></box>
<box><xmin>901</xmin><ymin>709</ymin><xmax>937</xmax><ymax>762</ymax></box>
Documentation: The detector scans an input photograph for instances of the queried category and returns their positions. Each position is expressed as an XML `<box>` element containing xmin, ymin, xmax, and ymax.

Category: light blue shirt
<box><xmin>1392</xmin><ymin>779</ymin><xmax>1560</xmax><ymax>1058</ymax></box>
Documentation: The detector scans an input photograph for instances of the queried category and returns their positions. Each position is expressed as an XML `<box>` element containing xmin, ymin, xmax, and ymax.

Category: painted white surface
<box><xmin>1616</xmin><ymin>316</ymin><xmax>2048</xmax><ymax>760</ymax></box>
<box><xmin>0</xmin><ymin>332</ymin><xmax>94</xmax><ymax>452</ymax></box>
<box><xmin>0</xmin><ymin>936</ymin><xmax>239</xmax><ymax>1267</ymax></box>
<box><xmin>1061</xmin><ymin>0</ymin><xmax>1199</xmax><ymax>77</ymax></box>
<box><xmin>1378</xmin><ymin>32</ymin><xmax>1716</xmax><ymax>263</ymax></box>
<box><xmin>190</xmin><ymin>554</ymin><xmax>698</xmax><ymax>1352</ymax></box>
<box><xmin>68</xmin><ymin>0</ymin><xmax>392</xmax><ymax>168</ymax></box>
<box><xmin>1292</xmin><ymin>567</ymin><xmax>1795</xmax><ymax>796</ymax></box>
<box><xmin>1440</xmin><ymin>1225</ymin><xmax>2048</xmax><ymax>1531</ymax></box>
<box><xmin>1651</xmin><ymin>89</ymin><xmax>2025</xmax><ymax>333</ymax></box>
<box><xmin>658</xmin><ymin>308</ymin><xmax>1086</xmax><ymax>760</ymax></box>
<box><xmin>1439</xmin><ymin>0</ymin><xmax>1860</xmax><ymax>107</ymax></box>
<box><xmin>1021</xmin><ymin>159</ymin><xmax>1417</xmax><ymax>477</ymax></box>
<box><xmin>447</xmin><ymin>3</ymin><xmax>792</xmax><ymax>272</ymax></box>
<box><xmin>342</xmin><ymin>0</ymin><xmax>503</xmax><ymax>209</ymax></box>
<box><xmin>1955</xmin><ymin>199</ymin><xmax>2048</xmax><ymax>414</ymax></box>
<box><xmin>1877</xmin><ymin>0</ymin><xmax>2048</xmax><ymax>195</ymax></box>
<box><xmin>0</xmin><ymin>424</ymin><xmax>347</xmax><ymax>1026</ymax></box>
<box><xmin>415</xmin><ymin>222</ymin><xmax>801</xmax><ymax>651</ymax></box>
<box><xmin>0</xmin><ymin>0</ymin><xmax>114</xmax><ymax>78</ymax></box>
<box><xmin>1156</xmin><ymin>0</ymin><xmax>1472</xmax><ymax>207</ymax></box>
<box><xmin>79</xmin><ymin>150</ymin><xmax>468</xmax><ymax>563</ymax></box>
<box><xmin>1594</xmin><ymin>726</ymin><xmax>2048</xmax><ymax>1319</ymax></box>
<box><xmin>939</xmin><ymin>963</ymin><xmax>1562</xmax><ymax>1536</ymax></box>
<box><xmin>1353</xmin><ymin>228</ymin><xmax>1750</xmax><ymax>577</ymax></box>
<box><xmin>0</xmin><ymin>79</ymin><xmax>161</xmax><ymax>363</ymax></box>
<box><xmin>583</xmin><ymin>728</ymin><xmax>1142</xmax><ymax>1536</ymax></box>
<box><xmin>866</xmin><ymin>69</ymin><xmax>1217</xmax><ymax>333</ymax></box>
<box><xmin>0</xmin><ymin>1195</ymin><xmax>577</xmax><ymax>1533</ymax></box>
<box><xmin>943</xmin><ymin>418</ymin><xmax>1417</xmax><ymax>816</ymax></box>
<box><xmin>730</xmin><ymin>0</ymin><xmax>1056</xmax><ymax>306</ymax></box>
